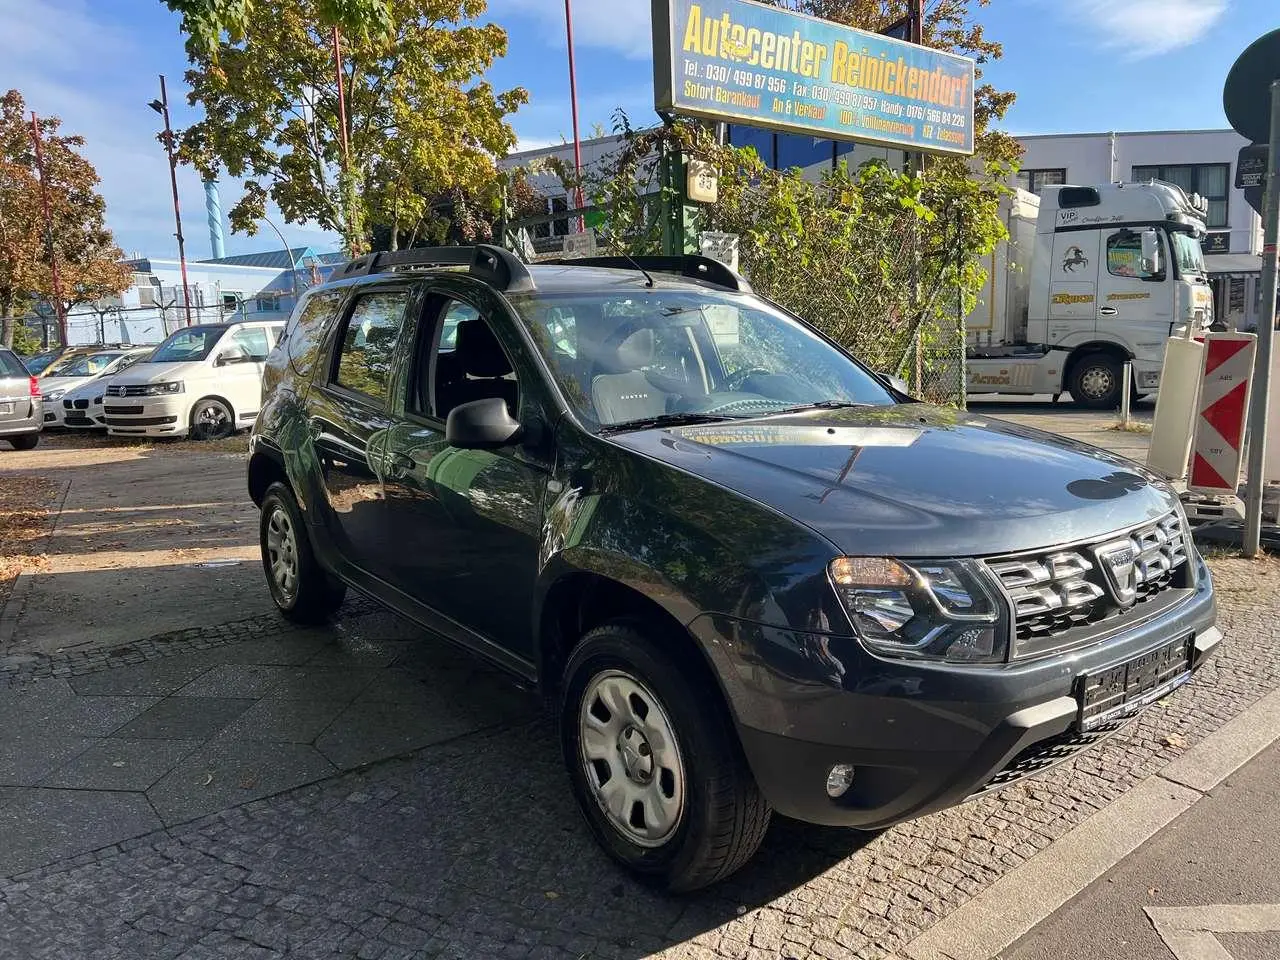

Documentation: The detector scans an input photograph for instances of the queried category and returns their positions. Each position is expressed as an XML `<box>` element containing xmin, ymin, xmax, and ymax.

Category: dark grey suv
<box><xmin>248</xmin><ymin>246</ymin><xmax>1220</xmax><ymax>890</ymax></box>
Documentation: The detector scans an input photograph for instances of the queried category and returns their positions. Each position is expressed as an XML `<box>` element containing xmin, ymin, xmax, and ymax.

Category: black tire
<box><xmin>8</xmin><ymin>434</ymin><xmax>39</xmax><ymax>451</ymax></box>
<box><xmin>559</xmin><ymin>622</ymin><xmax>771</xmax><ymax>892</ymax></box>
<box><xmin>189</xmin><ymin>397</ymin><xmax>234</xmax><ymax>440</ymax></box>
<box><xmin>259</xmin><ymin>481</ymin><xmax>346</xmax><ymax>624</ymax></box>
<box><xmin>1070</xmin><ymin>353</ymin><xmax>1124</xmax><ymax>409</ymax></box>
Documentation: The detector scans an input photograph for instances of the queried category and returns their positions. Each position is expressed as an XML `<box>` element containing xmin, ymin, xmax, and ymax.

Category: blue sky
<box><xmin>4</xmin><ymin>0</ymin><xmax>1276</xmax><ymax>259</ymax></box>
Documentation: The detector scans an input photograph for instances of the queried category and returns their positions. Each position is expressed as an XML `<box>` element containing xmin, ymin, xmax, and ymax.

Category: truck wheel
<box><xmin>8</xmin><ymin>434</ymin><xmax>39</xmax><ymax>451</ymax></box>
<box><xmin>259</xmin><ymin>482</ymin><xmax>346</xmax><ymax>624</ymax></box>
<box><xmin>560</xmin><ymin>622</ymin><xmax>771</xmax><ymax>892</ymax></box>
<box><xmin>1070</xmin><ymin>354</ymin><xmax>1124</xmax><ymax>409</ymax></box>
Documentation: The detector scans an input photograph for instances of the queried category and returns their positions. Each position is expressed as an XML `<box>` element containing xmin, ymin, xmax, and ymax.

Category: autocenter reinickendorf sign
<box><xmin>653</xmin><ymin>0</ymin><xmax>976</xmax><ymax>156</ymax></box>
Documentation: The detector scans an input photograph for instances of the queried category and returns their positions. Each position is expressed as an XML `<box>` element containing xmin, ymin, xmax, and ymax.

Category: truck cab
<box><xmin>967</xmin><ymin>182</ymin><xmax>1214</xmax><ymax>408</ymax></box>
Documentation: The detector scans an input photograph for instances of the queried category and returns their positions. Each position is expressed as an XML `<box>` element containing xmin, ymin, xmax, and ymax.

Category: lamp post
<box><xmin>564</xmin><ymin>0</ymin><xmax>585</xmax><ymax>231</ymax></box>
<box><xmin>258</xmin><ymin>216</ymin><xmax>300</xmax><ymax>303</ymax></box>
<box><xmin>149</xmin><ymin>76</ymin><xmax>193</xmax><ymax>326</ymax></box>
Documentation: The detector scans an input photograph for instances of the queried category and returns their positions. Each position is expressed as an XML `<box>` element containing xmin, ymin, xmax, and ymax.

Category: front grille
<box><xmin>64</xmin><ymin>415</ymin><xmax>93</xmax><ymax>426</ymax></box>
<box><xmin>987</xmin><ymin>512</ymin><xmax>1192</xmax><ymax>659</ymax></box>
<box><xmin>62</xmin><ymin>399</ymin><xmax>90</xmax><ymax>410</ymax></box>
<box><xmin>106</xmin><ymin>384</ymin><xmax>151</xmax><ymax>398</ymax></box>
<box><xmin>104</xmin><ymin>405</ymin><xmax>145</xmax><ymax>415</ymax></box>
<box><xmin>105</xmin><ymin>415</ymin><xmax>177</xmax><ymax>427</ymax></box>
<box><xmin>975</xmin><ymin>720</ymin><xmax>1124</xmax><ymax>795</ymax></box>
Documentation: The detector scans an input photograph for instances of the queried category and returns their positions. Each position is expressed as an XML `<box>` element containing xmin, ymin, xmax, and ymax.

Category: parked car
<box><xmin>104</xmin><ymin>321</ymin><xmax>284</xmax><ymax>440</ymax></box>
<box><xmin>21</xmin><ymin>349</ymin><xmax>64</xmax><ymax>377</ymax></box>
<box><xmin>57</xmin><ymin>348</ymin><xmax>155</xmax><ymax>430</ymax></box>
<box><xmin>38</xmin><ymin>348</ymin><xmax>150</xmax><ymax>427</ymax></box>
<box><xmin>247</xmin><ymin>246</ymin><xmax>1221</xmax><ymax>891</ymax></box>
<box><xmin>0</xmin><ymin>347</ymin><xmax>42</xmax><ymax>450</ymax></box>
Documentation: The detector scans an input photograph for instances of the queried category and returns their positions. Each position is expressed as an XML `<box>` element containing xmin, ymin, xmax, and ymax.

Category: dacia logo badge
<box><xmin>1095</xmin><ymin>539</ymin><xmax>1139</xmax><ymax>607</ymax></box>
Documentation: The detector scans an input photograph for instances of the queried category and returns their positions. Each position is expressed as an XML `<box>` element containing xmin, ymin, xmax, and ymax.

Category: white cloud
<box><xmin>488</xmin><ymin>0</ymin><xmax>652</xmax><ymax>59</ymax></box>
<box><xmin>1072</xmin><ymin>0</ymin><xmax>1227</xmax><ymax>58</ymax></box>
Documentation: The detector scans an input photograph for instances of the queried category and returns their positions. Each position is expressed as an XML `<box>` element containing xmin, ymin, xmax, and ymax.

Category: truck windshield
<box><xmin>509</xmin><ymin>288</ymin><xmax>895</xmax><ymax>428</ymax></box>
<box><xmin>1171</xmin><ymin>232</ymin><xmax>1206</xmax><ymax>278</ymax></box>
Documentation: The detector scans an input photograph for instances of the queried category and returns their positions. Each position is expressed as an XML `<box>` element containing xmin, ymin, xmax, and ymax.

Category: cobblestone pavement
<box><xmin>0</xmin><ymin>553</ymin><xmax>1274</xmax><ymax>960</ymax></box>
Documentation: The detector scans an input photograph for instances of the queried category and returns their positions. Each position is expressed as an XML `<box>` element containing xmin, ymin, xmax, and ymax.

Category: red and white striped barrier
<box><xmin>1188</xmin><ymin>332</ymin><xmax>1258</xmax><ymax>496</ymax></box>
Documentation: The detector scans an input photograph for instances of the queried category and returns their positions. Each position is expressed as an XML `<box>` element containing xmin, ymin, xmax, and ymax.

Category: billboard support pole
<box><xmin>1243</xmin><ymin>79</ymin><xmax>1280</xmax><ymax>558</ymax></box>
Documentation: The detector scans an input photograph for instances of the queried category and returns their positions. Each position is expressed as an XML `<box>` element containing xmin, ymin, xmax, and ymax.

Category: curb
<box><xmin>902</xmin><ymin>685</ymin><xmax>1280</xmax><ymax>960</ymax></box>
<box><xmin>0</xmin><ymin>476</ymin><xmax>72</xmax><ymax>649</ymax></box>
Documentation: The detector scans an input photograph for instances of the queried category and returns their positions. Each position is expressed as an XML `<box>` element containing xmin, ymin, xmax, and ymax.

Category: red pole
<box><xmin>564</xmin><ymin>0</ymin><xmax>586</xmax><ymax>230</ymax></box>
<box><xmin>29</xmin><ymin>112</ymin><xmax>68</xmax><ymax>346</ymax></box>
<box><xmin>157</xmin><ymin>76</ymin><xmax>193</xmax><ymax>325</ymax></box>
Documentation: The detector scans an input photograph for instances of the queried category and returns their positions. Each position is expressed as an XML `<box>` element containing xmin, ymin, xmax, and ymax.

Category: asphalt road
<box><xmin>1005</xmin><ymin>740</ymin><xmax>1280</xmax><ymax>960</ymax></box>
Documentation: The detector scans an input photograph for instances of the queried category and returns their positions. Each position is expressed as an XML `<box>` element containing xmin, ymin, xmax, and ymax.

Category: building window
<box><xmin>550</xmin><ymin>196</ymin><xmax>570</xmax><ymax>238</ymax></box>
<box><xmin>255</xmin><ymin>296</ymin><xmax>282</xmax><ymax>312</ymax></box>
<box><xmin>1016</xmin><ymin>168</ymin><xmax>1067</xmax><ymax>195</ymax></box>
<box><xmin>221</xmin><ymin>291</ymin><xmax>242</xmax><ymax>313</ymax></box>
<box><xmin>1132</xmin><ymin>163</ymin><xmax>1229</xmax><ymax>227</ymax></box>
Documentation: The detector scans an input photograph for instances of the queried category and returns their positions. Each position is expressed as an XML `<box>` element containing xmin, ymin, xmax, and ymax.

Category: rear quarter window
<box><xmin>281</xmin><ymin>290</ymin><xmax>345</xmax><ymax>374</ymax></box>
<box><xmin>0</xmin><ymin>349</ymin><xmax>29</xmax><ymax>378</ymax></box>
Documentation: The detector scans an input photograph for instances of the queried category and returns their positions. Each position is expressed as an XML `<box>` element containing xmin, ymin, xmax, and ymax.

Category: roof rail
<box><xmin>334</xmin><ymin>244</ymin><xmax>535</xmax><ymax>293</ymax></box>
<box><xmin>548</xmin><ymin>255</ymin><xmax>752</xmax><ymax>293</ymax></box>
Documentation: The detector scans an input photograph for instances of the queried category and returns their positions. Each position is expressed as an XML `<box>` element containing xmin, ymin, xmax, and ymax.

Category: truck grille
<box><xmin>105</xmin><ymin>384</ymin><xmax>151</xmax><ymax>397</ymax></box>
<box><xmin>986</xmin><ymin>513</ymin><xmax>1192</xmax><ymax>659</ymax></box>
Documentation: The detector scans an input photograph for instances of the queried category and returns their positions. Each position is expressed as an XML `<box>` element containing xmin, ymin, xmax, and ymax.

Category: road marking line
<box><xmin>1146</xmin><ymin>904</ymin><xmax>1280</xmax><ymax>960</ymax></box>
<box><xmin>902</xmin><ymin>686</ymin><xmax>1280</xmax><ymax>960</ymax></box>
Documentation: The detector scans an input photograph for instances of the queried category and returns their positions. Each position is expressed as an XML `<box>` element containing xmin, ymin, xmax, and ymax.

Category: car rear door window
<box><xmin>333</xmin><ymin>290</ymin><xmax>408</xmax><ymax>404</ymax></box>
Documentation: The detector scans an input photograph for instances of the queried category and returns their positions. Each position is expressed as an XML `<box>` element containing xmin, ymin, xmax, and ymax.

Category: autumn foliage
<box><xmin>0</xmin><ymin>90</ymin><xmax>131</xmax><ymax>349</ymax></box>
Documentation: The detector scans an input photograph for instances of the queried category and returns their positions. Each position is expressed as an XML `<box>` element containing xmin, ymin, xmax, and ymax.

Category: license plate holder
<box><xmin>0</xmin><ymin>402</ymin><xmax>12</xmax><ymax>415</ymax></box>
<box><xmin>1076</xmin><ymin>634</ymin><xmax>1194</xmax><ymax>731</ymax></box>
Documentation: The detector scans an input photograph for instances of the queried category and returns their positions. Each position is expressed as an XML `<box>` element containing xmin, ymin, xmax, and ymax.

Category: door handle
<box><xmin>389</xmin><ymin>452</ymin><xmax>417</xmax><ymax>473</ymax></box>
<box><xmin>1099</xmin><ymin>307</ymin><xmax>1118</xmax><ymax>316</ymax></box>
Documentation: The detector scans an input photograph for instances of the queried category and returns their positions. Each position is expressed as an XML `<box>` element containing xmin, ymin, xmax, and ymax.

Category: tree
<box><xmin>179</xmin><ymin>0</ymin><xmax>527</xmax><ymax>256</ymax></box>
<box><xmin>165</xmin><ymin>0</ymin><xmax>393</xmax><ymax>58</ymax></box>
<box><xmin>0</xmin><ymin>90</ymin><xmax>131</xmax><ymax>349</ymax></box>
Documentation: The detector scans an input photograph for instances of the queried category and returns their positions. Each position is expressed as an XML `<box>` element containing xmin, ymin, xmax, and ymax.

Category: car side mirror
<box><xmin>215</xmin><ymin>350</ymin><xmax>250</xmax><ymax>367</ymax></box>
<box><xmin>1140</xmin><ymin>228</ymin><xmax>1161</xmax><ymax>275</ymax></box>
<box><xmin>445</xmin><ymin>397</ymin><xmax>523</xmax><ymax>449</ymax></box>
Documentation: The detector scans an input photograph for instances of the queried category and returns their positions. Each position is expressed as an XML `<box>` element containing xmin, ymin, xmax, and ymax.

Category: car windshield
<box><xmin>509</xmin><ymin>288</ymin><xmax>895</xmax><ymax>428</ymax></box>
<box><xmin>1172</xmin><ymin>232</ymin><xmax>1206</xmax><ymax>277</ymax></box>
<box><xmin>46</xmin><ymin>351</ymin><xmax>122</xmax><ymax>378</ymax></box>
<box><xmin>23</xmin><ymin>353</ymin><xmax>57</xmax><ymax>375</ymax></box>
<box><xmin>149</xmin><ymin>326</ymin><xmax>228</xmax><ymax>363</ymax></box>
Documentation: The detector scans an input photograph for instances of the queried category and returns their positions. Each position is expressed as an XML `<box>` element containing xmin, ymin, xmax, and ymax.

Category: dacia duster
<box><xmin>247</xmin><ymin>246</ymin><xmax>1220</xmax><ymax>890</ymax></box>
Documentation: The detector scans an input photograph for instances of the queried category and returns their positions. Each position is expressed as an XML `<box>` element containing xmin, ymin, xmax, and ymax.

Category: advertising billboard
<box><xmin>653</xmin><ymin>0</ymin><xmax>976</xmax><ymax>156</ymax></box>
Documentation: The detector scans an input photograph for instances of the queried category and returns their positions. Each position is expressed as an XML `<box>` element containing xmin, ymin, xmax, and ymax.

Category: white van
<box><xmin>104</xmin><ymin>321</ymin><xmax>284</xmax><ymax>439</ymax></box>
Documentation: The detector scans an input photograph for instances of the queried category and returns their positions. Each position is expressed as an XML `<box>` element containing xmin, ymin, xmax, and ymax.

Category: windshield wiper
<box><xmin>600</xmin><ymin>412</ymin><xmax>735</xmax><ymax>434</ymax></box>
<box><xmin>772</xmin><ymin>400</ymin><xmax>869</xmax><ymax>414</ymax></box>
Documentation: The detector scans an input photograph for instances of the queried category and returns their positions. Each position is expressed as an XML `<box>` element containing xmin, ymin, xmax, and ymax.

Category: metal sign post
<box><xmin>1225</xmin><ymin>30</ymin><xmax>1280</xmax><ymax>557</ymax></box>
<box><xmin>1243</xmin><ymin>81</ymin><xmax>1280</xmax><ymax>556</ymax></box>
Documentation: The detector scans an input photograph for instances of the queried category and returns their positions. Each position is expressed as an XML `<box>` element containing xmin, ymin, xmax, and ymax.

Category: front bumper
<box><xmin>690</xmin><ymin>557</ymin><xmax>1219</xmax><ymax>829</ymax></box>
<box><xmin>104</xmin><ymin>395</ymin><xmax>186</xmax><ymax>437</ymax></box>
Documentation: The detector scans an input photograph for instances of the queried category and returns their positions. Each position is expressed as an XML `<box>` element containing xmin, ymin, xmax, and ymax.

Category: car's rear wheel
<box><xmin>560</xmin><ymin>622</ymin><xmax>771</xmax><ymax>892</ymax></box>
<box><xmin>259</xmin><ymin>481</ymin><xmax>346</xmax><ymax>624</ymax></box>
<box><xmin>190</xmin><ymin>398</ymin><xmax>234</xmax><ymax>440</ymax></box>
<box><xmin>7</xmin><ymin>434</ymin><xmax>39</xmax><ymax>451</ymax></box>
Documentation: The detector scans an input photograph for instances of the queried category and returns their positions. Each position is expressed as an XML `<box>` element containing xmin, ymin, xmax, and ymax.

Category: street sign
<box><xmin>687</xmin><ymin>159</ymin><xmax>719</xmax><ymax>203</ymax></box>
<box><xmin>561</xmin><ymin>230</ymin><xmax>598</xmax><ymax>259</ymax></box>
<box><xmin>1202</xmin><ymin>233</ymin><xmax>1231</xmax><ymax>255</ymax></box>
<box><xmin>1189</xmin><ymin>333</ymin><xmax>1257</xmax><ymax>496</ymax></box>
<box><xmin>652</xmin><ymin>0</ymin><xmax>976</xmax><ymax>156</ymax></box>
<box><xmin>699</xmin><ymin>231</ymin><xmax>740</xmax><ymax>271</ymax></box>
<box><xmin>1237</xmin><ymin>144</ymin><xmax>1269</xmax><ymax>189</ymax></box>
<box><xmin>1224</xmin><ymin>30</ymin><xmax>1280</xmax><ymax>144</ymax></box>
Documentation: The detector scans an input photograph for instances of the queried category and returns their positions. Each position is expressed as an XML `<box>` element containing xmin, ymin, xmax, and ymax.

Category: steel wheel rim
<box><xmin>193</xmin><ymin>402</ymin><xmax>231</xmax><ymax>439</ymax></box>
<box><xmin>578</xmin><ymin>669</ymin><xmax>686</xmax><ymax>848</ymax></box>
<box><xmin>265</xmin><ymin>505</ymin><xmax>299</xmax><ymax>601</ymax></box>
<box><xmin>1080</xmin><ymin>365</ymin><xmax>1115</xmax><ymax>400</ymax></box>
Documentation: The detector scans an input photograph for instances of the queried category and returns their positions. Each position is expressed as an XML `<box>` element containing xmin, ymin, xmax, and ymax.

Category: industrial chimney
<box><xmin>204</xmin><ymin>180</ymin><xmax>226</xmax><ymax>259</ymax></box>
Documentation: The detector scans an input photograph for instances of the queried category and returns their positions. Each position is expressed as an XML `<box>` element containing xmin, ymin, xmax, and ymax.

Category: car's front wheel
<box><xmin>190</xmin><ymin>397</ymin><xmax>234</xmax><ymax>440</ymax></box>
<box><xmin>259</xmin><ymin>482</ymin><xmax>346</xmax><ymax>624</ymax></box>
<box><xmin>8</xmin><ymin>434</ymin><xmax>39</xmax><ymax>451</ymax></box>
<box><xmin>560</xmin><ymin>623</ymin><xmax>771</xmax><ymax>892</ymax></box>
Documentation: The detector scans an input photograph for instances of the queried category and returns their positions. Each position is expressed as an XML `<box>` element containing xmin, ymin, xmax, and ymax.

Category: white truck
<box><xmin>966</xmin><ymin>182</ymin><xmax>1215</xmax><ymax>408</ymax></box>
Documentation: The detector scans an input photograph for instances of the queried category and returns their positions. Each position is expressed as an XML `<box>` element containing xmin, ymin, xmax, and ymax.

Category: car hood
<box><xmin>109</xmin><ymin>362</ymin><xmax>199</xmax><ymax>385</ymax></box>
<box><xmin>38</xmin><ymin>375</ymin><xmax>93</xmax><ymax>394</ymax></box>
<box><xmin>607</xmin><ymin>404</ymin><xmax>1180</xmax><ymax>558</ymax></box>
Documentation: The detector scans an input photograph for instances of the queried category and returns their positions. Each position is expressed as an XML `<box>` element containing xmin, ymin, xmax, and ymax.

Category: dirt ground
<box><xmin>0</xmin><ymin>431</ymin><xmax>265</xmax><ymax>655</ymax></box>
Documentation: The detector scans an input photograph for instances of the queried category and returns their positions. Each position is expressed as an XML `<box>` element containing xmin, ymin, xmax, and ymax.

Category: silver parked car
<box><xmin>0</xmin><ymin>348</ymin><xmax>42</xmax><ymax>450</ymax></box>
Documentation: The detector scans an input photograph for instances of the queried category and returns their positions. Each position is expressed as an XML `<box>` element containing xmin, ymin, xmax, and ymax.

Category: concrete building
<box><xmin>44</xmin><ymin>248</ymin><xmax>347</xmax><ymax>347</ymax></box>
<box><xmin>1015</xmin><ymin>129</ymin><xmax>1263</xmax><ymax>331</ymax></box>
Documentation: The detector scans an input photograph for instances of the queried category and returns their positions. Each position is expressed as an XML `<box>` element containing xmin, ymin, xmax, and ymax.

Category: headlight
<box><xmin>142</xmin><ymin>381</ymin><xmax>183</xmax><ymax>396</ymax></box>
<box><xmin>43</xmin><ymin>389</ymin><xmax>66</xmax><ymax>402</ymax></box>
<box><xmin>828</xmin><ymin>557</ymin><xmax>1008</xmax><ymax>663</ymax></box>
